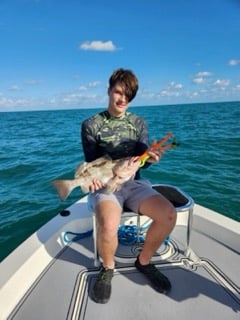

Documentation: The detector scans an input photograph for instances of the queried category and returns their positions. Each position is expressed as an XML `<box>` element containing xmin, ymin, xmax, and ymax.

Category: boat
<box><xmin>0</xmin><ymin>184</ymin><xmax>239</xmax><ymax>320</ymax></box>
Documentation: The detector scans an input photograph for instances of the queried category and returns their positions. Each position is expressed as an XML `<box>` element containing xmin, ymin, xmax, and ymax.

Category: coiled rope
<box><xmin>62</xmin><ymin>224</ymin><xmax>170</xmax><ymax>245</ymax></box>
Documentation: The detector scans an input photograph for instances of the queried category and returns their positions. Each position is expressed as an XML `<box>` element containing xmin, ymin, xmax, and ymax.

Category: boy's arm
<box><xmin>81</xmin><ymin>120</ymin><xmax>98</xmax><ymax>162</ymax></box>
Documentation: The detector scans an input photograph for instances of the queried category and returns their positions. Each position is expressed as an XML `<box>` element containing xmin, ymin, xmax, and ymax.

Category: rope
<box><xmin>118</xmin><ymin>225</ymin><xmax>145</xmax><ymax>245</ymax></box>
<box><xmin>62</xmin><ymin>224</ymin><xmax>170</xmax><ymax>245</ymax></box>
<box><xmin>62</xmin><ymin>230</ymin><xmax>93</xmax><ymax>243</ymax></box>
<box><xmin>118</xmin><ymin>224</ymin><xmax>170</xmax><ymax>246</ymax></box>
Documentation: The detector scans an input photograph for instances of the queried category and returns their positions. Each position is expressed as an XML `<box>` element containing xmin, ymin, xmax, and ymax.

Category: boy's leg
<box><xmin>90</xmin><ymin>193</ymin><xmax>122</xmax><ymax>304</ymax></box>
<box><xmin>135</xmin><ymin>193</ymin><xmax>176</xmax><ymax>293</ymax></box>
<box><xmin>138</xmin><ymin>193</ymin><xmax>176</xmax><ymax>265</ymax></box>
<box><xmin>95</xmin><ymin>200</ymin><xmax>122</xmax><ymax>269</ymax></box>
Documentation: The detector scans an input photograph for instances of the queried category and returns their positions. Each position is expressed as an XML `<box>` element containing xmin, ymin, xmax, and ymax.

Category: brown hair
<box><xmin>108</xmin><ymin>68</ymin><xmax>139</xmax><ymax>102</ymax></box>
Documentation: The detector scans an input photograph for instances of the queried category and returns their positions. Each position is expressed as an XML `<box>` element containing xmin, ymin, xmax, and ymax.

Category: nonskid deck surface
<box><xmin>73</xmin><ymin>261</ymin><xmax>239</xmax><ymax>320</ymax></box>
<box><xmin>70</xmin><ymin>238</ymin><xmax>240</xmax><ymax>320</ymax></box>
<box><xmin>8</xmin><ymin>231</ymin><xmax>240</xmax><ymax>320</ymax></box>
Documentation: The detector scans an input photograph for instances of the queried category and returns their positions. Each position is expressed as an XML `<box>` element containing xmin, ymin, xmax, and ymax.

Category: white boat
<box><xmin>0</xmin><ymin>184</ymin><xmax>239</xmax><ymax>320</ymax></box>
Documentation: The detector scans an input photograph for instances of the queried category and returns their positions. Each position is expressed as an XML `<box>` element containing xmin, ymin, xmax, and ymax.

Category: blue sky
<box><xmin>0</xmin><ymin>0</ymin><xmax>240</xmax><ymax>112</ymax></box>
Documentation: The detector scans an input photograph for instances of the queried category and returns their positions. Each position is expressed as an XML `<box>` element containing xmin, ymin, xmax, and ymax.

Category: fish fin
<box><xmin>74</xmin><ymin>162</ymin><xmax>88</xmax><ymax>178</ymax></box>
<box><xmin>51</xmin><ymin>179</ymin><xmax>75</xmax><ymax>201</ymax></box>
<box><xmin>88</xmin><ymin>155</ymin><xmax>112</xmax><ymax>164</ymax></box>
<box><xmin>74</xmin><ymin>155</ymin><xmax>113</xmax><ymax>178</ymax></box>
<box><xmin>101</xmin><ymin>154</ymin><xmax>112</xmax><ymax>160</ymax></box>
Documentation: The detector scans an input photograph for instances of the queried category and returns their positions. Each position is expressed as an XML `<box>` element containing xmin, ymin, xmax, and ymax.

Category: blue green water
<box><xmin>0</xmin><ymin>101</ymin><xmax>239</xmax><ymax>262</ymax></box>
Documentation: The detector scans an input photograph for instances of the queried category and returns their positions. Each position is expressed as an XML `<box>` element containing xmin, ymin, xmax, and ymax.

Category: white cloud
<box><xmin>160</xmin><ymin>90</ymin><xmax>180</xmax><ymax>97</ymax></box>
<box><xmin>25</xmin><ymin>79</ymin><xmax>43</xmax><ymax>85</ymax></box>
<box><xmin>192</xmin><ymin>91</ymin><xmax>199</xmax><ymax>97</ymax></box>
<box><xmin>192</xmin><ymin>71</ymin><xmax>212</xmax><ymax>84</ymax></box>
<box><xmin>60</xmin><ymin>92</ymin><xmax>107</xmax><ymax>107</ymax></box>
<box><xmin>192</xmin><ymin>71</ymin><xmax>213</xmax><ymax>84</ymax></box>
<box><xmin>157</xmin><ymin>81</ymin><xmax>183</xmax><ymax>98</ymax></box>
<box><xmin>233</xmin><ymin>84</ymin><xmax>240</xmax><ymax>91</ymax></box>
<box><xmin>167</xmin><ymin>81</ymin><xmax>183</xmax><ymax>89</ymax></box>
<box><xmin>80</xmin><ymin>40</ymin><xmax>118</xmax><ymax>51</ymax></box>
<box><xmin>77</xmin><ymin>81</ymin><xmax>101</xmax><ymax>91</ymax></box>
<box><xmin>0</xmin><ymin>96</ymin><xmax>35</xmax><ymax>109</ymax></box>
<box><xmin>195</xmin><ymin>71</ymin><xmax>212</xmax><ymax>77</ymax></box>
<box><xmin>228</xmin><ymin>59</ymin><xmax>240</xmax><ymax>66</ymax></box>
<box><xmin>77</xmin><ymin>86</ymin><xmax>87</xmax><ymax>91</ymax></box>
<box><xmin>174</xmin><ymin>83</ymin><xmax>183</xmax><ymax>89</ymax></box>
<box><xmin>88</xmin><ymin>81</ymin><xmax>101</xmax><ymax>87</ymax></box>
<box><xmin>192</xmin><ymin>77</ymin><xmax>205</xmax><ymax>84</ymax></box>
<box><xmin>8</xmin><ymin>85</ymin><xmax>20</xmax><ymax>91</ymax></box>
<box><xmin>214</xmin><ymin>79</ymin><xmax>230</xmax><ymax>87</ymax></box>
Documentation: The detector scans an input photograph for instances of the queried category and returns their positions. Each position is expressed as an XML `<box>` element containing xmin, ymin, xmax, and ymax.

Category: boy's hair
<box><xmin>108</xmin><ymin>68</ymin><xmax>139</xmax><ymax>102</ymax></box>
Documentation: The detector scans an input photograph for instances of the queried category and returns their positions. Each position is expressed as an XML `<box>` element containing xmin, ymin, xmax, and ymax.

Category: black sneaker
<box><xmin>135</xmin><ymin>256</ymin><xmax>171</xmax><ymax>294</ymax></box>
<box><xmin>92</xmin><ymin>267</ymin><xmax>114</xmax><ymax>304</ymax></box>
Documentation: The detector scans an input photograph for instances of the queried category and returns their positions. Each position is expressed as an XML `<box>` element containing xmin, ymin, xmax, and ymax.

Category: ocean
<box><xmin>0</xmin><ymin>101</ymin><xmax>239</xmax><ymax>262</ymax></box>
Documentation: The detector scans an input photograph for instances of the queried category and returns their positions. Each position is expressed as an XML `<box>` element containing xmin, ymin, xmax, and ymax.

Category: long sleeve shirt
<box><xmin>81</xmin><ymin>110</ymin><xmax>150</xmax><ymax>179</ymax></box>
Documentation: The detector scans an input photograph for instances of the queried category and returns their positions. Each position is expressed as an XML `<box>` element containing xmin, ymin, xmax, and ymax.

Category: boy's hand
<box><xmin>146</xmin><ymin>143</ymin><xmax>170</xmax><ymax>163</ymax></box>
<box><xmin>89</xmin><ymin>179</ymin><xmax>105</xmax><ymax>193</ymax></box>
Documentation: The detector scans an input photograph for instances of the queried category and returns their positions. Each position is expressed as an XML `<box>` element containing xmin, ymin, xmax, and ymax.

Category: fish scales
<box><xmin>52</xmin><ymin>156</ymin><xmax>140</xmax><ymax>201</ymax></box>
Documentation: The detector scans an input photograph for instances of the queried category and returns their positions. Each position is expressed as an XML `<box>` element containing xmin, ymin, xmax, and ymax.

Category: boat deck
<box><xmin>5</xmin><ymin>208</ymin><xmax>240</xmax><ymax>320</ymax></box>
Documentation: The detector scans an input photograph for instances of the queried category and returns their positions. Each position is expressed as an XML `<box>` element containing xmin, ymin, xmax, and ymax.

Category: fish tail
<box><xmin>51</xmin><ymin>179</ymin><xmax>75</xmax><ymax>201</ymax></box>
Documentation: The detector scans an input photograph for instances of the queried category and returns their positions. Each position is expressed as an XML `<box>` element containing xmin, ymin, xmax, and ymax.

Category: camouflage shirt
<box><xmin>81</xmin><ymin>110</ymin><xmax>150</xmax><ymax>177</ymax></box>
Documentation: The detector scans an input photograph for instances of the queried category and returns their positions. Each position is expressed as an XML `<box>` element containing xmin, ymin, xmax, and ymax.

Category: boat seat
<box><xmin>92</xmin><ymin>184</ymin><xmax>194</xmax><ymax>266</ymax></box>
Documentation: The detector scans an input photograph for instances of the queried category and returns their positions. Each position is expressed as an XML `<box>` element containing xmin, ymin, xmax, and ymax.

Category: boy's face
<box><xmin>108</xmin><ymin>83</ymin><xmax>129</xmax><ymax>117</ymax></box>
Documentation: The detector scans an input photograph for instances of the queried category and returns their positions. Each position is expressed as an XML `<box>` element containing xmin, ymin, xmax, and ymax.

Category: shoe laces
<box><xmin>98</xmin><ymin>268</ymin><xmax>113</xmax><ymax>282</ymax></box>
<box><xmin>145</xmin><ymin>263</ymin><xmax>159</xmax><ymax>274</ymax></box>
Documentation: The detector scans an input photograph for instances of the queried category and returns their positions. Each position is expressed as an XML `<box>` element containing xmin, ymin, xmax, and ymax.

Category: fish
<box><xmin>51</xmin><ymin>132</ymin><xmax>178</xmax><ymax>201</ymax></box>
<box><xmin>51</xmin><ymin>155</ymin><xmax>141</xmax><ymax>201</ymax></box>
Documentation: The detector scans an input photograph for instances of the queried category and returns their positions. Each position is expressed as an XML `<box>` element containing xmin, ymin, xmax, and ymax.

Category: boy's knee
<box><xmin>169</xmin><ymin>207</ymin><xmax>177</xmax><ymax>225</ymax></box>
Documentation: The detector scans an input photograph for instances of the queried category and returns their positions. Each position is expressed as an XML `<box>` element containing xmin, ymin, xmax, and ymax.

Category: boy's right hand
<box><xmin>89</xmin><ymin>179</ymin><xmax>105</xmax><ymax>193</ymax></box>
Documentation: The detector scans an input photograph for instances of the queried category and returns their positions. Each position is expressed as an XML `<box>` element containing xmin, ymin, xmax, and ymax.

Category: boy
<box><xmin>81</xmin><ymin>68</ymin><xmax>176</xmax><ymax>303</ymax></box>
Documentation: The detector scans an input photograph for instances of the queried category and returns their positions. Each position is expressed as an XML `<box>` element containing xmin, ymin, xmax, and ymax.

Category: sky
<box><xmin>0</xmin><ymin>0</ymin><xmax>240</xmax><ymax>112</ymax></box>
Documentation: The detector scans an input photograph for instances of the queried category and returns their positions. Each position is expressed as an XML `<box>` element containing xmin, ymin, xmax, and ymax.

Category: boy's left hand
<box><xmin>146</xmin><ymin>142</ymin><xmax>171</xmax><ymax>163</ymax></box>
<box><xmin>146</xmin><ymin>149</ymin><xmax>165</xmax><ymax>163</ymax></box>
